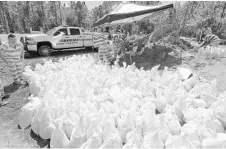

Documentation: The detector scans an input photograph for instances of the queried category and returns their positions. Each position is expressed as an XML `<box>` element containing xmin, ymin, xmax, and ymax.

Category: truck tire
<box><xmin>85</xmin><ymin>46</ymin><xmax>93</xmax><ymax>51</ymax></box>
<box><xmin>94</xmin><ymin>47</ymin><xmax>99</xmax><ymax>52</ymax></box>
<box><xmin>38</xmin><ymin>45</ymin><xmax>52</xmax><ymax>56</ymax></box>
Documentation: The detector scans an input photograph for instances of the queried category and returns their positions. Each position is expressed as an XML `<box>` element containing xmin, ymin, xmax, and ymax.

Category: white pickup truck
<box><xmin>22</xmin><ymin>25</ymin><xmax>104</xmax><ymax>56</ymax></box>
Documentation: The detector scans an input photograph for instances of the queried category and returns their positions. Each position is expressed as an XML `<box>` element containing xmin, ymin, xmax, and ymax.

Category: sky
<box><xmin>86</xmin><ymin>1</ymin><xmax>103</xmax><ymax>10</ymax></box>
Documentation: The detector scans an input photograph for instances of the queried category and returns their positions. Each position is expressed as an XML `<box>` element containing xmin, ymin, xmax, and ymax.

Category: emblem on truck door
<box><xmin>56</xmin><ymin>38</ymin><xmax>80</xmax><ymax>45</ymax></box>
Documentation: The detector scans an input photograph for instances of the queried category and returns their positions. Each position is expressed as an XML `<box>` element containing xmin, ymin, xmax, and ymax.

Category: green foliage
<box><xmin>139</xmin><ymin>20</ymin><xmax>155</xmax><ymax>34</ymax></box>
<box><xmin>0</xmin><ymin>1</ymin><xmax>89</xmax><ymax>33</ymax></box>
<box><xmin>1</xmin><ymin>1</ymin><xmax>226</xmax><ymax>38</ymax></box>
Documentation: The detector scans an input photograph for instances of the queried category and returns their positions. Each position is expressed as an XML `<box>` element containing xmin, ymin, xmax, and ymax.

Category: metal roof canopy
<box><xmin>93</xmin><ymin>2</ymin><xmax>174</xmax><ymax>27</ymax></box>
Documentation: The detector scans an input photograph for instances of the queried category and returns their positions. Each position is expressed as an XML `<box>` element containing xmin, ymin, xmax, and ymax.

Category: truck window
<box><xmin>54</xmin><ymin>28</ymin><xmax>68</xmax><ymax>36</ymax></box>
<box><xmin>70</xmin><ymin>28</ymin><xmax>80</xmax><ymax>35</ymax></box>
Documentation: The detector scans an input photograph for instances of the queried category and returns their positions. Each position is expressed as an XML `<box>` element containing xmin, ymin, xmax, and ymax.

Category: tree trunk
<box><xmin>0</xmin><ymin>9</ymin><xmax>9</xmax><ymax>33</ymax></box>
<box><xmin>179</xmin><ymin>3</ymin><xmax>190</xmax><ymax>36</ymax></box>
<box><xmin>54</xmin><ymin>2</ymin><xmax>58</xmax><ymax>25</ymax></box>
<box><xmin>59</xmin><ymin>1</ymin><xmax>62</xmax><ymax>25</ymax></box>
<box><xmin>41</xmin><ymin>2</ymin><xmax>45</xmax><ymax>27</ymax></box>
<box><xmin>0</xmin><ymin>2</ymin><xmax>9</xmax><ymax>33</ymax></box>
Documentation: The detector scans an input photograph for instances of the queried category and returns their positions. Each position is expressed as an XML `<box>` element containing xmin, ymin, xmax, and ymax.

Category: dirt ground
<box><xmin>0</xmin><ymin>40</ymin><xmax>226</xmax><ymax>148</ymax></box>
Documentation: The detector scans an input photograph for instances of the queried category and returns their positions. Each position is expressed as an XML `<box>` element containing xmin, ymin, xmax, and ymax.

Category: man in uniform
<box><xmin>0</xmin><ymin>38</ymin><xmax>10</xmax><ymax>105</ymax></box>
<box><xmin>1</xmin><ymin>34</ymin><xmax>24</xmax><ymax>85</ymax></box>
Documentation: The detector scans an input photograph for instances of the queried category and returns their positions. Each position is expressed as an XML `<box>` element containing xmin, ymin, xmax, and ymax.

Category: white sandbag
<box><xmin>124</xmin><ymin>117</ymin><xmax>143</xmax><ymax>148</ymax></box>
<box><xmin>143</xmin><ymin>131</ymin><xmax>164</xmax><ymax>149</ymax></box>
<box><xmin>183</xmin><ymin>108</ymin><xmax>213</xmax><ymax>123</ymax></box>
<box><xmin>31</xmin><ymin>109</ymin><xmax>42</xmax><ymax>135</ymax></box>
<box><xmin>189</xmin><ymin>83</ymin><xmax>210</xmax><ymax>97</ymax></box>
<box><xmin>183</xmin><ymin>75</ymin><xmax>199</xmax><ymax>92</ymax></box>
<box><xmin>99</xmin><ymin>135</ymin><xmax>123</xmax><ymax>148</ymax></box>
<box><xmin>187</xmin><ymin>96</ymin><xmax>207</xmax><ymax>108</ymax></box>
<box><xmin>142</xmin><ymin>112</ymin><xmax>157</xmax><ymax>136</ymax></box>
<box><xmin>118</xmin><ymin>110</ymin><xmax>134</xmax><ymax>144</ymax></box>
<box><xmin>184</xmin><ymin>107</ymin><xmax>224</xmax><ymax>133</ymax></box>
<box><xmin>220</xmin><ymin>48</ymin><xmax>225</xmax><ymax>58</ymax></box>
<box><xmin>210</xmin><ymin>97</ymin><xmax>226</xmax><ymax>128</ymax></box>
<box><xmin>200</xmin><ymin>93</ymin><xmax>217</xmax><ymax>108</ymax></box>
<box><xmin>63</xmin><ymin>115</ymin><xmax>77</xmax><ymax>140</ymax></box>
<box><xmin>156</xmin><ymin>114</ymin><xmax>171</xmax><ymax>143</ymax></box>
<box><xmin>29</xmin><ymin>81</ymin><xmax>42</xmax><ymax>96</ymax></box>
<box><xmin>18</xmin><ymin>102</ymin><xmax>35</xmax><ymax>129</ymax></box>
<box><xmin>193</xmin><ymin>99</ymin><xmax>207</xmax><ymax>108</ymax></box>
<box><xmin>102</xmin><ymin>119</ymin><xmax>122</xmax><ymax>146</ymax></box>
<box><xmin>98</xmin><ymin>109</ymin><xmax>111</xmax><ymax>128</ymax></box>
<box><xmin>209</xmin><ymin>48</ymin><xmax>216</xmax><ymax>59</ymax></box>
<box><xmin>202</xmin><ymin>133</ymin><xmax>226</xmax><ymax>148</ymax></box>
<box><xmin>39</xmin><ymin>111</ymin><xmax>56</xmax><ymax>139</ymax></box>
<box><xmin>198</xmin><ymin>125</ymin><xmax>217</xmax><ymax>140</ymax></box>
<box><xmin>165</xmin><ymin>135</ymin><xmax>187</xmax><ymax>148</ymax></box>
<box><xmin>165</xmin><ymin>132</ymin><xmax>201</xmax><ymax>148</ymax></box>
<box><xmin>203</xmin><ymin>49</ymin><xmax>208</xmax><ymax>58</ymax></box>
<box><xmin>165</xmin><ymin>111</ymin><xmax>181</xmax><ymax>135</ymax></box>
<box><xmin>70</xmin><ymin>117</ymin><xmax>87</xmax><ymax>148</ymax></box>
<box><xmin>50</xmin><ymin>123</ymin><xmax>70</xmax><ymax>148</ymax></box>
<box><xmin>85</xmin><ymin>118</ymin><xmax>103</xmax><ymax>148</ymax></box>
<box><xmin>181</xmin><ymin>119</ymin><xmax>219</xmax><ymax>140</ymax></box>
<box><xmin>199</xmin><ymin>47</ymin><xmax>205</xmax><ymax>54</ymax></box>
<box><xmin>204</xmin><ymin>118</ymin><xmax>225</xmax><ymax>133</ymax></box>
<box><xmin>154</xmin><ymin>96</ymin><xmax>167</xmax><ymax>113</ymax></box>
<box><xmin>224</xmin><ymin>48</ymin><xmax>226</xmax><ymax>57</ymax></box>
<box><xmin>140</xmin><ymin>100</ymin><xmax>156</xmax><ymax>115</ymax></box>
<box><xmin>23</xmin><ymin>68</ymin><xmax>42</xmax><ymax>96</ymax></box>
<box><xmin>177</xmin><ymin>67</ymin><xmax>193</xmax><ymax>80</ymax></box>
<box><xmin>80</xmin><ymin>139</ymin><xmax>95</xmax><ymax>149</ymax></box>
<box><xmin>19</xmin><ymin>96</ymin><xmax>43</xmax><ymax>129</ymax></box>
<box><xmin>173</xmin><ymin>96</ymin><xmax>187</xmax><ymax>123</ymax></box>
<box><xmin>125</xmin><ymin>129</ymin><xmax>143</xmax><ymax>148</ymax></box>
<box><xmin>218</xmin><ymin>48</ymin><xmax>225</xmax><ymax>58</ymax></box>
<box><xmin>80</xmin><ymin>135</ymin><xmax>102</xmax><ymax>149</ymax></box>
<box><xmin>164</xmin><ymin>87</ymin><xmax>177</xmax><ymax>105</ymax></box>
<box><xmin>122</xmin><ymin>142</ymin><xmax>141</xmax><ymax>149</ymax></box>
<box><xmin>30</xmin><ymin>96</ymin><xmax>43</xmax><ymax>111</ymax></box>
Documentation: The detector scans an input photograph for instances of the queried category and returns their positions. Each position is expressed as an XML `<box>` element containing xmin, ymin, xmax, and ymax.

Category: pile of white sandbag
<box><xmin>199</xmin><ymin>46</ymin><xmax>226</xmax><ymax>59</ymax></box>
<box><xmin>19</xmin><ymin>55</ymin><xmax>226</xmax><ymax>148</ymax></box>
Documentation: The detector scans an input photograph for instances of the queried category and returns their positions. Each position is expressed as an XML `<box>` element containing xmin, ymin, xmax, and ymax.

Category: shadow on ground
<box><xmin>157</xmin><ymin>54</ymin><xmax>182</xmax><ymax>70</ymax></box>
<box><xmin>4</xmin><ymin>83</ymin><xmax>21</xmax><ymax>95</ymax></box>
<box><xmin>30</xmin><ymin>130</ymin><xmax>50</xmax><ymax>148</ymax></box>
<box><xmin>118</xmin><ymin>45</ymin><xmax>182</xmax><ymax>71</ymax></box>
<box><xmin>25</xmin><ymin>49</ymin><xmax>96</xmax><ymax>59</ymax></box>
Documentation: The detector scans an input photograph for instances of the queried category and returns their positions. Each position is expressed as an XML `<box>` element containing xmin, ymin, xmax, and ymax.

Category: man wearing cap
<box><xmin>0</xmin><ymin>34</ymin><xmax>24</xmax><ymax>105</ymax></box>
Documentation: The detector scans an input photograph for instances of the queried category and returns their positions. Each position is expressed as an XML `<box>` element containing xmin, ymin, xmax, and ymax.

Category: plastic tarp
<box><xmin>93</xmin><ymin>2</ymin><xmax>174</xmax><ymax>27</ymax></box>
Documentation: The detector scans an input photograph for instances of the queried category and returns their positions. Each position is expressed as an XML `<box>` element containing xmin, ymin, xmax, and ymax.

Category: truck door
<box><xmin>81</xmin><ymin>28</ymin><xmax>93</xmax><ymax>47</ymax></box>
<box><xmin>68</xmin><ymin>28</ymin><xmax>83</xmax><ymax>48</ymax></box>
<box><xmin>53</xmin><ymin>28</ymin><xmax>70</xmax><ymax>49</ymax></box>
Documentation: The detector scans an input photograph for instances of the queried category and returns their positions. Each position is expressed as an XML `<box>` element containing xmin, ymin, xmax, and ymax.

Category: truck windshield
<box><xmin>46</xmin><ymin>28</ymin><xmax>58</xmax><ymax>35</ymax></box>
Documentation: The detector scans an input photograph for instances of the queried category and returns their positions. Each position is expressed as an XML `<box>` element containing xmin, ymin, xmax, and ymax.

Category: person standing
<box><xmin>0</xmin><ymin>38</ymin><xmax>10</xmax><ymax>105</ymax></box>
<box><xmin>1</xmin><ymin>34</ymin><xmax>24</xmax><ymax>85</ymax></box>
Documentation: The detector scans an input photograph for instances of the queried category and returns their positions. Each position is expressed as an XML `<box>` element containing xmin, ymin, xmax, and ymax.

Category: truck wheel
<box><xmin>94</xmin><ymin>47</ymin><xmax>98</xmax><ymax>52</ymax></box>
<box><xmin>85</xmin><ymin>46</ymin><xmax>93</xmax><ymax>51</ymax></box>
<box><xmin>38</xmin><ymin>45</ymin><xmax>52</xmax><ymax>56</ymax></box>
